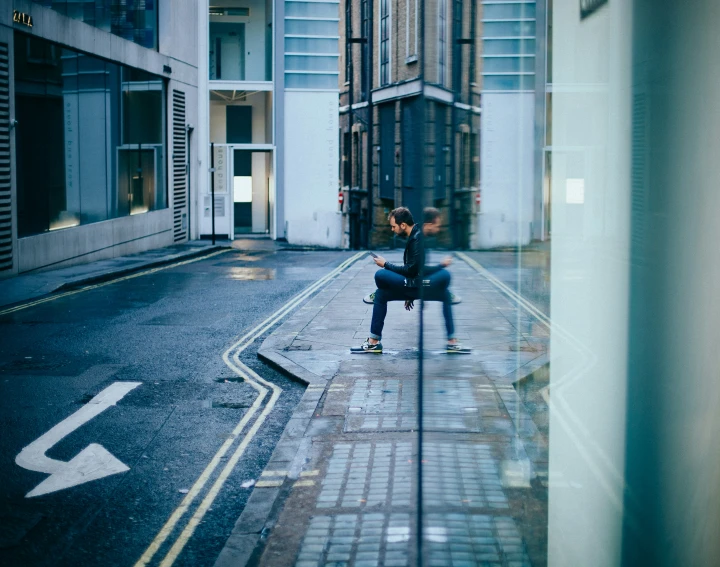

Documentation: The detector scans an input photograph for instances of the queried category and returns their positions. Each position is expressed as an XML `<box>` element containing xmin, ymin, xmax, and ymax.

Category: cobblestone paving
<box><xmin>317</xmin><ymin>442</ymin><xmax>413</xmax><ymax>509</ymax></box>
<box><xmin>255</xmin><ymin>254</ymin><xmax>550</xmax><ymax>567</ymax></box>
<box><xmin>423</xmin><ymin>443</ymin><xmax>509</xmax><ymax>510</ymax></box>
<box><xmin>424</xmin><ymin>514</ymin><xmax>531</xmax><ymax>566</ymax></box>
<box><xmin>296</xmin><ymin>513</ymin><xmax>412</xmax><ymax>567</ymax></box>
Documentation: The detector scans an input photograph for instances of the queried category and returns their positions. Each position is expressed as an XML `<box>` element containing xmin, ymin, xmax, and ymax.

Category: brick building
<box><xmin>338</xmin><ymin>0</ymin><xmax>482</xmax><ymax>249</ymax></box>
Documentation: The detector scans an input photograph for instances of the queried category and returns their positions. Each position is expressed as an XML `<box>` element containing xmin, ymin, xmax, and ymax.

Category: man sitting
<box><xmin>351</xmin><ymin>207</ymin><xmax>470</xmax><ymax>354</ymax></box>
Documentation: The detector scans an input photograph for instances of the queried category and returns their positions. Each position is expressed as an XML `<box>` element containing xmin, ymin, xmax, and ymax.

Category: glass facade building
<box><xmin>30</xmin><ymin>0</ymin><xmax>159</xmax><ymax>49</ymax></box>
<box><xmin>14</xmin><ymin>32</ymin><xmax>166</xmax><ymax>238</ymax></box>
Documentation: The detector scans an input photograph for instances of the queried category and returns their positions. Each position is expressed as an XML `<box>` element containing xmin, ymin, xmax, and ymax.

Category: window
<box><xmin>31</xmin><ymin>0</ymin><xmax>158</xmax><ymax>49</ymax></box>
<box><xmin>361</xmin><ymin>0</ymin><xmax>370</xmax><ymax>97</ymax></box>
<box><xmin>438</xmin><ymin>0</ymin><xmax>448</xmax><ymax>85</ymax></box>
<box><xmin>380</xmin><ymin>0</ymin><xmax>390</xmax><ymax>86</ymax></box>
<box><xmin>407</xmin><ymin>0</ymin><xmax>418</xmax><ymax>60</ymax></box>
<box><xmin>284</xmin><ymin>0</ymin><xmax>340</xmax><ymax>90</ymax></box>
<box><xmin>14</xmin><ymin>32</ymin><xmax>166</xmax><ymax>237</ymax></box>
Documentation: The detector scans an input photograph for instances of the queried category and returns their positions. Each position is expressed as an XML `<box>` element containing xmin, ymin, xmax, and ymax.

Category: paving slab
<box><xmin>217</xmin><ymin>252</ymin><xmax>550</xmax><ymax>567</ymax></box>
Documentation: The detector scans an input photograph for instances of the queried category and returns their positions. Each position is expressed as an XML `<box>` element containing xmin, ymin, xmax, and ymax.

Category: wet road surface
<box><xmin>0</xmin><ymin>249</ymin><xmax>355</xmax><ymax>567</ymax></box>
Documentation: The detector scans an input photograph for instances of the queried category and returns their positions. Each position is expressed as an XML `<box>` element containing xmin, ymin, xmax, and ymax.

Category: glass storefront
<box><xmin>14</xmin><ymin>32</ymin><xmax>166</xmax><ymax>238</ymax></box>
<box><xmin>31</xmin><ymin>0</ymin><xmax>159</xmax><ymax>49</ymax></box>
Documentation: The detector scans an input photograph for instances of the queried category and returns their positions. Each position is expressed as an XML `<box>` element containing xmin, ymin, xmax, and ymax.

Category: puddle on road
<box><xmin>226</xmin><ymin>267</ymin><xmax>276</xmax><ymax>281</ymax></box>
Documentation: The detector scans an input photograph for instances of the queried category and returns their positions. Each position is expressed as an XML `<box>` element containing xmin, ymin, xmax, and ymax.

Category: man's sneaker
<box><xmin>351</xmin><ymin>339</ymin><xmax>383</xmax><ymax>354</ymax></box>
<box><xmin>363</xmin><ymin>291</ymin><xmax>376</xmax><ymax>304</ymax></box>
<box><xmin>446</xmin><ymin>343</ymin><xmax>471</xmax><ymax>354</ymax></box>
<box><xmin>450</xmin><ymin>293</ymin><xmax>462</xmax><ymax>305</ymax></box>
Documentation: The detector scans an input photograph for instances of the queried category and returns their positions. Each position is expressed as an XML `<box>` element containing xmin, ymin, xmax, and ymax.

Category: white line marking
<box><xmin>15</xmin><ymin>381</ymin><xmax>141</xmax><ymax>498</ymax></box>
<box><xmin>134</xmin><ymin>252</ymin><xmax>365</xmax><ymax>567</ymax></box>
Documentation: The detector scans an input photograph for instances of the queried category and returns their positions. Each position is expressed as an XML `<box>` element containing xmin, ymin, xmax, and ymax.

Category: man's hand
<box><xmin>441</xmin><ymin>256</ymin><xmax>453</xmax><ymax>268</ymax></box>
<box><xmin>404</xmin><ymin>300</ymin><xmax>414</xmax><ymax>311</ymax></box>
<box><xmin>373</xmin><ymin>255</ymin><xmax>386</xmax><ymax>267</ymax></box>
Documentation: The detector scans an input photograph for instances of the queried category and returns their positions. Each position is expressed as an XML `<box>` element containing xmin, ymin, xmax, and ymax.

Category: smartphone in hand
<box><xmin>369</xmin><ymin>252</ymin><xmax>379</xmax><ymax>258</ymax></box>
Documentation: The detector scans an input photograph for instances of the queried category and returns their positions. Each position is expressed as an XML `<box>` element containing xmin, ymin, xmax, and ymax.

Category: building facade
<box><xmin>196</xmin><ymin>0</ymin><xmax>343</xmax><ymax>247</ymax></box>
<box><xmin>339</xmin><ymin>0</ymin><xmax>482</xmax><ymax>249</ymax></box>
<box><xmin>476</xmin><ymin>0</ymin><xmax>546</xmax><ymax>248</ymax></box>
<box><xmin>0</xmin><ymin>0</ymin><xmax>200</xmax><ymax>277</ymax></box>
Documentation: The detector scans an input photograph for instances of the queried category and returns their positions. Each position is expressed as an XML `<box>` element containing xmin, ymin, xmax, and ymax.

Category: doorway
<box><xmin>230</xmin><ymin>148</ymin><xmax>272</xmax><ymax>235</ymax></box>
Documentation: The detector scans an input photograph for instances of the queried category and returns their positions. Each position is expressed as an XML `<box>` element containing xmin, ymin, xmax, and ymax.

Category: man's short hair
<box><xmin>389</xmin><ymin>207</ymin><xmax>414</xmax><ymax>226</ymax></box>
<box><xmin>423</xmin><ymin>207</ymin><xmax>441</xmax><ymax>224</ymax></box>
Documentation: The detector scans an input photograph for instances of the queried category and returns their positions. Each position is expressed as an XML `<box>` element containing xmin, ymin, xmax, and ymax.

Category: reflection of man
<box><xmin>351</xmin><ymin>207</ymin><xmax>470</xmax><ymax>354</ymax></box>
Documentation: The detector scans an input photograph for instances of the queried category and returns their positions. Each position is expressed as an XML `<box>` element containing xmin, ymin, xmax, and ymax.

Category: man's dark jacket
<box><xmin>383</xmin><ymin>224</ymin><xmax>442</xmax><ymax>288</ymax></box>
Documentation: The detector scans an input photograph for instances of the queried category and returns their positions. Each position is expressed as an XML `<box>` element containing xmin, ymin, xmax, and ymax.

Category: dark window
<box><xmin>361</xmin><ymin>0</ymin><xmax>369</xmax><ymax>98</ymax></box>
<box><xmin>14</xmin><ymin>32</ymin><xmax>166</xmax><ymax>237</ymax></box>
<box><xmin>439</xmin><ymin>0</ymin><xmax>447</xmax><ymax>85</ymax></box>
<box><xmin>226</xmin><ymin>106</ymin><xmax>253</xmax><ymax>143</ymax></box>
<box><xmin>380</xmin><ymin>0</ymin><xmax>390</xmax><ymax>86</ymax></box>
<box><xmin>343</xmin><ymin>132</ymin><xmax>351</xmax><ymax>187</ymax></box>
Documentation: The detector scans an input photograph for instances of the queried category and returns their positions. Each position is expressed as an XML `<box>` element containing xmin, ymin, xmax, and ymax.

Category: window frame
<box><xmin>379</xmin><ymin>0</ymin><xmax>391</xmax><ymax>86</ymax></box>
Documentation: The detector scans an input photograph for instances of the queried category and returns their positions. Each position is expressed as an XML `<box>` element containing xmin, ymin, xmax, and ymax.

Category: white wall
<box><xmin>475</xmin><ymin>92</ymin><xmax>535</xmax><ymax>248</ymax></box>
<box><xmin>547</xmin><ymin>0</ymin><xmax>632</xmax><ymax>565</ymax></box>
<box><xmin>283</xmin><ymin>91</ymin><xmax>341</xmax><ymax>247</ymax></box>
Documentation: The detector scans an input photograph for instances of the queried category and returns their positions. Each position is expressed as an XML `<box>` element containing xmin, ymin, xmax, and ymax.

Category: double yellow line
<box><xmin>0</xmin><ymin>249</ymin><xmax>232</xmax><ymax>317</ymax></box>
<box><xmin>135</xmin><ymin>251</ymin><xmax>366</xmax><ymax>567</ymax></box>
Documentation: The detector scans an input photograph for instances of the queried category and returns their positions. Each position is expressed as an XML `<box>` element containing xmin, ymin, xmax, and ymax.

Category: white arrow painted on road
<box><xmin>15</xmin><ymin>381</ymin><xmax>142</xmax><ymax>498</ymax></box>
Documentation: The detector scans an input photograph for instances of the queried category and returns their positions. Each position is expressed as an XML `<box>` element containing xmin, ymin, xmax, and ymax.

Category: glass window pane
<box><xmin>285</xmin><ymin>2</ymin><xmax>339</xmax><ymax>18</ymax></box>
<box><xmin>483</xmin><ymin>74</ymin><xmax>535</xmax><ymax>90</ymax></box>
<box><xmin>483</xmin><ymin>21</ymin><xmax>536</xmax><ymax>37</ymax></box>
<box><xmin>483</xmin><ymin>38</ymin><xmax>536</xmax><ymax>55</ymax></box>
<box><xmin>285</xmin><ymin>19</ymin><xmax>339</xmax><ymax>36</ymax></box>
<box><xmin>285</xmin><ymin>55</ymin><xmax>339</xmax><ymax>72</ymax></box>
<box><xmin>484</xmin><ymin>3</ymin><xmax>537</xmax><ymax>20</ymax></box>
<box><xmin>483</xmin><ymin>56</ymin><xmax>535</xmax><ymax>73</ymax></box>
<box><xmin>285</xmin><ymin>73</ymin><xmax>338</xmax><ymax>89</ymax></box>
<box><xmin>285</xmin><ymin>37</ymin><xmax>339</xmax><ymax>54</ymax></box>
<box><xmin>13</xmin><ymin>31</ymin><xmax>166</xmax><ymax>237</ymax></box>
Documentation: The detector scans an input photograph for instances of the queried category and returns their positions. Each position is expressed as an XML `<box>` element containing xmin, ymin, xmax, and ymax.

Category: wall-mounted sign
<box><xmin>13</xmin><ymin>10</ymin><xmax>33</xmax><ymax>28</ymax></box>
<box><xmin>580</xmin><ymin>0</ymin><xmax>608</xmax><ymax>19</ymax></box>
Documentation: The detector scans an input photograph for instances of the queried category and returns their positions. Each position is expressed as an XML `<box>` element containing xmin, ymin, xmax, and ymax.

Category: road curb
<box><xmin>213</xmin><ymin>258</ymin><xmax>363</xmax><ymax>567</ymax></box>
<box><xmin>56</xmin><ymin>245</ymin><xmax>230</xmax><ymax>291</ymax></box>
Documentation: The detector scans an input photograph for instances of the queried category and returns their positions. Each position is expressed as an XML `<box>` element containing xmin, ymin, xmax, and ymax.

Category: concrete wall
<box><xmin>283</xmin><ymin>91</ymin><xmax>342</xmax><ymax>247</ymax></box>
<box><xmin>475</xmin><ymin>92</ymin><xmax>534</xmax><ymax>248</ymax></box>
<box><xmin>17</xmin><ymin>210</ymin><xmax>173</xmax><ymax>273</ymax></box>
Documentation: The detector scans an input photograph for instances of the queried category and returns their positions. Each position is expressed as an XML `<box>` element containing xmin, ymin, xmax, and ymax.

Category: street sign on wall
<box><xmin>580</xmin><ymin>0</ymin><xmax>608</xmax><ymax>19</ymax></box>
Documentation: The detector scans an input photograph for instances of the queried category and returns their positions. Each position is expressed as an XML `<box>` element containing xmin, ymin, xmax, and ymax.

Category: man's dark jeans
<box><xmin>369</xmin><ymin>268</ymin><xmax>455</xmax><ymax>340</ymax></box>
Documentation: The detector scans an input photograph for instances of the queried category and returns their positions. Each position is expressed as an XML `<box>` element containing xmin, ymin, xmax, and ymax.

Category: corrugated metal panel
<box><xmin>0</xmin><ymin>42</ymin><xmax>12</xmax><ymax>271</ymax></box>
<box><xmin>172</xmin><ymin>89</ymin><xmax>188</xmax><ymax>242</ymax></box>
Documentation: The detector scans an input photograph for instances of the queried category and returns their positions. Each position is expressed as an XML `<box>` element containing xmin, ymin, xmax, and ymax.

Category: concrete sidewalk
<box><xmin>0</xmin><ymin>241</ymin><xmax>234</xmax><ymax>311</ymax></box>
<box><xmin>217</xmin><ymin>252</ymin><xmax>550</xmax><ymax>567</ymax></box>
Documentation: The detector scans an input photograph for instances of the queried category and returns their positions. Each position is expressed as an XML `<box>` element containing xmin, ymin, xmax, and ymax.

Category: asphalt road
<box><xmin>0</xmin><ymin>248</ymin><xmax>355</xmax><ymax>567</ymax></box>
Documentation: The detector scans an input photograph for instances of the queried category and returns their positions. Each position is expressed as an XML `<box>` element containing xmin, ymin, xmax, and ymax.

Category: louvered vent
<box><xmin>0</xmin><ymin>42</ymin><xmax>12</xmax><ymax>271</ymax></box>
<box><xmin>172</xmin><ymin>89</ymin><xmax>188</xmax><ymax>242</ymax></box>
